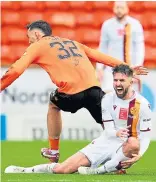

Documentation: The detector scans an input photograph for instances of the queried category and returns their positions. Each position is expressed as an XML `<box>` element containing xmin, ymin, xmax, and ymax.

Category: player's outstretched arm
<box><xmin>82</xmin><ymin>43</ymin><xmax>126</xmax><ymax>67</ymax></box>
<box><xmin>80</xmin><ymin>43</ymin><xmax>148</xmax><ymax>75</ymax></box>
<box><xmin>1</xmin><ymin>44</ymin><xmax>40</xmax><ymax>92</ymax></box>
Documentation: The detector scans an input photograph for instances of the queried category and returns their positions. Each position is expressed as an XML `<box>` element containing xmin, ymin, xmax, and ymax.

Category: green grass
<box><xmin>1</xmin><ymin>140</ymin><xmax>156</xmax><ymax>182</ymax></box>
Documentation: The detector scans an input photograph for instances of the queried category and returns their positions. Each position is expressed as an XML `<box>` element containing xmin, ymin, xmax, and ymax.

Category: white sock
<box><xmin>96</xmin><ymin>165</ymin><xmax>107</xmax><ymax>174</ymax></box>
<box><xmin>104</xmin><ymin>147</ymin><xmax>130</xmax><ymax>173</ymax></box>
<box><xmin>24</xmin><ymin>164</ymin><xmax>52</xmax><ymax>173</ymax></box>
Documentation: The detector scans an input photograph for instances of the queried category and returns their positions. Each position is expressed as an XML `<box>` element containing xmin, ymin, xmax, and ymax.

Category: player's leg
<box><xmin>41</xmin><ymin>90</ymin><xmax>63</xmax><ymax>162</ymax></box>
<box><xmin>103</xmin><ymin>137</ymin><xmax>140</xmax><ymax>172</ymax></box>
<box><xmin>78</xmin><ymin>137</ymin><xmax>140</xmax><ymax>174</ymax></box>
<box><xmin>5</xmin><ymin>152</ymin><xmax>90</xmax><ymax>174</ymax></box>
<box><xmin>33</xmin><ymin>136</ymin><xmax>111</xmax><ymax>174</ymax></box>
<box><xmin>85</xmin><ymin>87</ymin><xmax>105</xmax><ymax>127</ymax></box>
<box><xmin>52</xmin><ymin>129</ymin><xmax>112</xmax><ymax>174</ymax></box>
<box><xmin>47</xmin><ymin>103</ymin><xmax>62</xmax><ymax>144</ymax></box>
<box><xmin>5</xmin><ymin>164</ymin><xmax>60</xmax><ymax>173</ymax></box>
<box><xmin>47</xmin><ymin>135</ymin><xmax>111</xmax><ymax>174</ymax></box>
<box><xmin>52</xmin><ymin>152</ymin><xmax>90</xmax><ymax>174</ymax></box>
<box><xmin>41</xmin><ymin>90</ymin><xmax>84</xmax><ymax>162</ymax></box>
<box><xmin>41</xmin><ymin>102</ymin><xmax>62</xmax><ymax>162</ymax></box>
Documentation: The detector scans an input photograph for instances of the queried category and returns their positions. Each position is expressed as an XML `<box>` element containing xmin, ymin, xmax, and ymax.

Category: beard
<box><xmin>115</xmin><ymin>87</ymin><xmax>129</xmax><ymax>99</ymax></box>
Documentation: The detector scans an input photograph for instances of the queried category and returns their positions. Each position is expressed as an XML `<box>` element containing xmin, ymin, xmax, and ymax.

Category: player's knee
<box><xmin>123</xmin><ymin>137</ymin><xmax>140</xmax><ymax>157</ymax></box>
<box><xmin>128</xmin><ymin>137</ymin><xmax>140</xmax><ymax>152</ymax></box>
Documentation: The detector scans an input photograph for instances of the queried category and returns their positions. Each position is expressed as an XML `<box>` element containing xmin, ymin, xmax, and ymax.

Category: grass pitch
<box><xmin>1</xmin><ymin>140</ymin><xmax>156</xmax><ymax>182</ymax></box>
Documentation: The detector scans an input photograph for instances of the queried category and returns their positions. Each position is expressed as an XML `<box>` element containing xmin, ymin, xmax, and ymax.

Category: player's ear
<box><xmin>129</xmin><ymin>77</ymin><xmax>133</xmax><ymax>85</ymax></box>
<box><xmin>35</xmin><ymin>31</ymin><xmax>41</xmax><ymax>40</ymax></box>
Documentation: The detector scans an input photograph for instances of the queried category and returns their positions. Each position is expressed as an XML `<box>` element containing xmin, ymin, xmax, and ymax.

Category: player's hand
<box><xmin>116</xmin><ymin>125</ymin><xmax>131</xmax><ymax>140</ymax></box>
<box><xmin>121</xmin><ymin>154</ymin><xmax>141</xmax><ymax>168</ymax></box>
<box><xmin>132</xmin><ymin>66</ymin><xmax>148</xmax><ymax>75</ymax></box>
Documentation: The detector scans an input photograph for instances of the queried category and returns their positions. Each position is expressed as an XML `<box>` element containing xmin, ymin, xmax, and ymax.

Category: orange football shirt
<box><xmin>1</xmin><ymin>36</ymin><xmax>125</xmax><ymax>94</ymax></box>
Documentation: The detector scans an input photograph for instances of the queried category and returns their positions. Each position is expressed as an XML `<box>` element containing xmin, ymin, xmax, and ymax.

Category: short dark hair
<box><xmin>26</xmin><ymin>20</ymin><xmax>52</xmax><ymax>36</ymax></box>
<box><xmin>112</xmin><ymin>64</ymin><xmax>133</xmax><ymax>77</ymax></box>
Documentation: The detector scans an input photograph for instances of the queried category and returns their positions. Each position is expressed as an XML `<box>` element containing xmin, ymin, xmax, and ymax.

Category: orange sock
<box><xmin>49</xmin><ymin>137</ymin><xmax>60</xmax><ymax>150</ymax></box>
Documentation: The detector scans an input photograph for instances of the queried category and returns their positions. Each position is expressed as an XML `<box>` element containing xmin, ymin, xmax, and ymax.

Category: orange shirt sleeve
<box><xmin>80</xmin><ymin>44</ymin><xmax>127</xmax><ymax>67</ymax></box>
<box><xmin>1</xmin><ymin>43</ymin><xmax>40</xmax><ymax>92</ymax></box>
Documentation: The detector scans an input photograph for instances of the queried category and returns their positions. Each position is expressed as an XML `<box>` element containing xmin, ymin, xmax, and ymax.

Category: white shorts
<box><xmin>79</xmin><ymin>136</ymin><xmax>124</xmax><ymax>168</ymax></box>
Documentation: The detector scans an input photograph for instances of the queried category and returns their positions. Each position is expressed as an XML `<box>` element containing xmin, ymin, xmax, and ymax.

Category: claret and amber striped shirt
<box><xmin>101</xmin><ymin>91</ymin><xmax>152</xmax><ymax>156</ymax></box>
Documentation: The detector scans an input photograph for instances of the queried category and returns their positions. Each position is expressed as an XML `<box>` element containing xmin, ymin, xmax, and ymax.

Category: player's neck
<box><xmin>123</xmin><ymin>89</ymin><xmax>135</xmax><ymax>100</ymax></box>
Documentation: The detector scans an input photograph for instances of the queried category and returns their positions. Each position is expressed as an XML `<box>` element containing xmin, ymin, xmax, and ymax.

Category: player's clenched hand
<box><xmin>132</xmin><ymin>66</ymin><xmax>148</xmax><ymax>75</ymax></box>
<box><xmin>116</xmin><ymin>125</ymin><xmax>131</xmax><ymax>140</ymax></box>
<box><xmin>121</xmin><ymin>154</ymin><xmax>141</xmax><ymax>168</ymax></box>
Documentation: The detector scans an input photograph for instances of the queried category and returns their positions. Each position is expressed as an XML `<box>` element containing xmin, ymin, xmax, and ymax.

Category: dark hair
<box><xmin>26</xmin><ymin>20</ymin><xmax>52</xmax><ymax>36</ymax></box>
<box><xmin>112</xmin><ymin>64</ymin><xmax>133</xmax><ymax>77</ymax></box>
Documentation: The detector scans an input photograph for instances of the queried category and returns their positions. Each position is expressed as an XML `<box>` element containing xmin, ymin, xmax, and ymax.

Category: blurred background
<box><xmin>1</xmin><ymin>1</ymin><xmax>156</xmax><ymax>142</ymax></box>
<box><xmin>1</xmin><ymin>1</ymin><xmax>156</xmax><ymax>67</ymax></box>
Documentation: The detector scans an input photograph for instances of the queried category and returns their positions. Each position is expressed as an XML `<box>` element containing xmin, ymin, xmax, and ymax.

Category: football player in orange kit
<box><xmin>1</xmin><ymin>20</ymin><xmax>148</xmax><ymax>163</ymax></box>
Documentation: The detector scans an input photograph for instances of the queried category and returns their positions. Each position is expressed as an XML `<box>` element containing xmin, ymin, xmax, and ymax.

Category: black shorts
<box><xmin>49</xmin><ymin>86</ymin><xmax>105</xmax><ymax>124</ymax></box>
